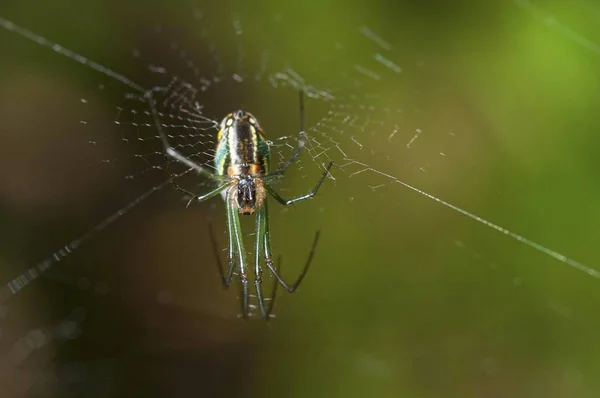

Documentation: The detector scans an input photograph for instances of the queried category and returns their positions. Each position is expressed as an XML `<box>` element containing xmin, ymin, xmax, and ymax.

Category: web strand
<box><xmin>0</xmin><ymin>17</ymin><xmax>146</xmax><ymax>93</ymax></box>
<box><xmin>349</xmin><ymin>161</ymin><xmax>600</xmax><ymax>279</ymax></box>
<box><xmin>0</xmin><ymin>171</ymin><xmax>192</xmax><ymax>303</ymax></box>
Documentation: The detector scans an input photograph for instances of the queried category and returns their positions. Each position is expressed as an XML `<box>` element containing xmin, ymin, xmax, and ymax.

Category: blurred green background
<box><xmin>1</xmin><ymin>0</ymin><xmax>600</xmax><ymax>397</ymax></box>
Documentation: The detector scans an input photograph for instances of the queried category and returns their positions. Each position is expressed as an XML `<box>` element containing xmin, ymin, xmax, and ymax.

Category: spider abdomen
<box><xmin>215</xmin><ymin>110</ymin><xmax>270</xmax><ymax>177</ymax></box>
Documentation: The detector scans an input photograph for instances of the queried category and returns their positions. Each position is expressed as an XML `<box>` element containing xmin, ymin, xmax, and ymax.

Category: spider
<box><xmin>162</xmin><ymin>91</ymin><xmax>333</xmax><ymax>319</ymax></box>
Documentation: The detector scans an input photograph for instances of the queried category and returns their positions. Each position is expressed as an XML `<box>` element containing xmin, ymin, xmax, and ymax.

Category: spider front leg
<box><xmin>210</xmin><ymin>202</ymin><xmax>281</xmax><ymax>320</ymax></box>
<box><xmin>266</xmin><ymin>161</ymin><xmax>333</xmax><ymax>206</ymax></box>
<box><xmin>228</xmin><ymin>201</ymin><xmax>251</xmax><ymax>319</ymax></box>
<box><xmin>149</xmin><ymin>91</ymin><xmax>217</xmax><ymax>180</ymax></box>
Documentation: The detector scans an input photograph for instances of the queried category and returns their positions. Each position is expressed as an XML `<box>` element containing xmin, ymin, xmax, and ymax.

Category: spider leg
<box><xmin>178</xmin><ymin>183</ymin><xmax>229</xmax><ymax>207</ymax></box>
<box><xmin>263</xmin><ymin>201</ymin><xmax>320</xmax><ymax>293</ymax></box>
<box><xmin>224</xmin><ymin>197</ymin><xmax>237</xmax><ymax>286</ymax></box>
<box><xmin>208</xmin><ymin>212</ymin><xmax>236</xmax><ymax>288</ymax></box>
<box><xmin>266</xmin><ymin>232</ymin><xmax>320</xmax><ymax>293</ymax></box>
<box><xmin>164</xmin><ymin>147</ymin><xmax>220</xmax><ymax>180</ymax></box>
<box><xmin>212</xmin><ymin>204</ymin><xmax>277</xmax><ymax>320</ymax></box>
<box><xmin>149</xmin><ymin>93</ymin><xmax>219</xmax><ymax>181</ymax></box>
<box><xmin>266</xmin><ymin>256</ymin><xmax>282</xmax><ymax>320</ymax></box>
<box><xmin>266</xmin><ymin>161</ymin><xmax>333</xmax><ymax>206</ymax></box>
<box><xmin>267</xmin><ymin>90</ymin><xmax>307</xmax><ymax>179</ymax></box>
<box><xmin>253</xmin><ymin>205</ymin><xmax>268</xmax><ymax>318</ymax></box>
<box><xmin>228</xmin><ymin>201</ymin><xmax>250</xmax><ymax>319</ymax></box>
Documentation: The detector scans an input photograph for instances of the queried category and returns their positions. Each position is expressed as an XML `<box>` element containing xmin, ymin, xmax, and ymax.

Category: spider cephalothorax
<box><xmin>227</xmin><ymin>172</ymin><xmax>266</xmax><ymax>216</ymax></box>
<box><xmin>226</xmin><ymin>163</ymin><xmax>266</xmax><ymax>215</ymax></box>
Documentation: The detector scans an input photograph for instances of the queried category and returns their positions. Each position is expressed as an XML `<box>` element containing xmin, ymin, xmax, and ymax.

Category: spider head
<box><xmin>236</xmin><ymin>175</ymin><xmax>257</xmax><ymax>215</ymax></box>
<box><xmin>226</xmin><ymin>164</ymin><xmax>266</xmax><ymax>216</ymax></box>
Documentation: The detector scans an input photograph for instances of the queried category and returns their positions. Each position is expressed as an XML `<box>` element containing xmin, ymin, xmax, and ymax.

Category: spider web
<box><xmin>1</xmin><ymin>1</ymin><xmax>599</xmax><ymax>396</ymax></box>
